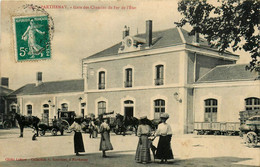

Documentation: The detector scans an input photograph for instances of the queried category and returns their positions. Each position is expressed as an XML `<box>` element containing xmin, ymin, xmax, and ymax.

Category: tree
<box><xmin>175</xmin><ymin>0</ymin><xmax>259</xmax><ymax>72</ymax></box>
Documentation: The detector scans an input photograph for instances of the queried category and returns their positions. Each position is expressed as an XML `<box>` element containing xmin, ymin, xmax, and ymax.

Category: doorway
<box><xmin>124</xmin><ymin>107</ymin><xmax>133</xmax><ymax>117</ymax></box>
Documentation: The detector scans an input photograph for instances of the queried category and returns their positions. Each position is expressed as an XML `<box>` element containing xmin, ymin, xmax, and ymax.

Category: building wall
<box><xmin>86</xmin><ymin>51</ymin><xmax>184</xmax><ymax>90</ymax></box>
<box><xmin>187</xmin><ymin>52</ymin><xmax>235</xmax><ymax>83</ymax></box>
<box><xmin>17</xmin><ymin>93</ymin><xmax>85</xmax><ymax>120</ymax></box>
<box><xmin>86</xmin><ymin>87</ymin><xmax>185</xmax><ymax>134</ymax></box>
<box><xmin>193</xmin><ymin>82</ymin><xmax>260</xmax><ymax>123</ymax></box>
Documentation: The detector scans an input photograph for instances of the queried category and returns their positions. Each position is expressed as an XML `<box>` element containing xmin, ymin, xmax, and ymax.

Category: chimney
<box><xmin>36</xmin><ymin>72</ymin><xmax>42</xmax><ymax>86</ymax></box>
<box><xmin>146</xmin><ymin>20</ymin><xmax>152</xmax><ymax>47</ymax></box>
<box><xmin>122</xmin><ymin>25</ymin><xmax>130</xmax><ymax>39</ymax></box>
<box><xmin>1</xmin><ymin>77</ymin><xmax>9</xmax><ymax>88</ymax></box>
<box><xmin>193</xmin><ymin>31</ymin><xmax>200</xmax><ymax>46</ymax></box>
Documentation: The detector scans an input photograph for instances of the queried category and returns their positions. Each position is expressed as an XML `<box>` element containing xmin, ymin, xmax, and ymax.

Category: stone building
<box><xmin>81</xmin><ymin>20</ymin><xmax>256</xmax><ymax>134</ymax></box>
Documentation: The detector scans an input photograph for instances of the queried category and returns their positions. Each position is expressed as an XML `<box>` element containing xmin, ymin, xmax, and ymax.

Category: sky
<box><xmin>0</xmin><ymin>0</ymin><xmax>251</xmax><ymax>90</ymax></box>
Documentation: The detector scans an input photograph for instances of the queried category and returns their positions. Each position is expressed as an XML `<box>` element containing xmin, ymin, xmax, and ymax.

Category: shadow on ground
<box><xmin>0</xmin><ymin>150</ymin><xmax>254</xmax><ymax>167</ymax></box>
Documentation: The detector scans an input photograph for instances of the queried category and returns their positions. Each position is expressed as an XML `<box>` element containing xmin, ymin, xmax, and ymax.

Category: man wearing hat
<box><xmin>69</xmin><ymin>115</ymin><xmax>85</xmax><ymax>156</ymax></box>
<box><xmin>153</xmin><ymin>113</ymin><xmax>174</xmax><ymax>163</ymax></box>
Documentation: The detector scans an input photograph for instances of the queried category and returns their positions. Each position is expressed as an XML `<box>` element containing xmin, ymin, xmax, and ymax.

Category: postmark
<box><xmin>13</xmin><ymin>15</ymin><xmax>51</xmax><ymax>61</ymax></box>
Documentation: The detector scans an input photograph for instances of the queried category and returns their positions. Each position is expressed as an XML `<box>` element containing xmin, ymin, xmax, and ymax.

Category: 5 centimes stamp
<box><xmin>13</xmin><ymin>15</ymin><xmax>51</xmax><ymax>61</ymax></box>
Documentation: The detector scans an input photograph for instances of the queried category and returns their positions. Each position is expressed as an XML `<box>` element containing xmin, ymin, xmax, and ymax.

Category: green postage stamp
<box><xmin>13</xmin><ymin>15</ymin><xmax>51</xmax><ymax>61</ymax></box>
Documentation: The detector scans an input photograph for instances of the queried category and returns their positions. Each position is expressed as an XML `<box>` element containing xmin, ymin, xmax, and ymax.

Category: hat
<box><xmin>160</xmin><ymin>113</ymin><xmax>169</xmax><ymax>119</ymax></box>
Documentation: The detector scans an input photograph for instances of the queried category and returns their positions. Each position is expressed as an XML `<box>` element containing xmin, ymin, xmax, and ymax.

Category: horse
<box><xmin>115</xmin><ymin>113</ymin><xmax>139</xmax><ymax>136</ymax></box>
<box><xmin>14</xmin><ymin>113</ymin><xmax>40</xmax><ymax>138</ymax></box>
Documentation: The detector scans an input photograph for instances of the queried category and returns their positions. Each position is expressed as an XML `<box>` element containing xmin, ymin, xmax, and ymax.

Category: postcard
<box><xmin>0</xmin><ymin>0</ymin><xmax>259</xmax><ymax>167</ymax></box>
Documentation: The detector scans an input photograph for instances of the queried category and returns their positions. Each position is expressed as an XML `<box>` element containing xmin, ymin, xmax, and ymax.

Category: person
<box><xmin>69</xmin><ymin>115</ymin><xmax>85</xmax><ymax>156</ymax></box>
<box><xmin>153</xmin><ymin>113</ymin><xmax>174</xmax><ymax>163</ymax></box>
<box><xmin>135</xmin><ymin>116</ymin><xmax>152</xmax><ymax>164</ymax></box>
<box><xmin>99</xmin><ymin>118</ymin><xmax>113</xmax><ymax>158</ymax></box>
<box><xmin>22</xmin><ymin>18</ymin><xmax>45</xmax><ymax>58</ymax></box>
<box><xmin>89</xmin><ymin>118</ymin><xmax>98</xmax><ymax>138</ymax></box>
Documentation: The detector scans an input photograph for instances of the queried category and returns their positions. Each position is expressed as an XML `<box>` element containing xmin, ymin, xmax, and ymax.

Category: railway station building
<box><xmin>82</xmin><ymin>20</ymin><xmax>260</xmax><ymax>134</ymax></box>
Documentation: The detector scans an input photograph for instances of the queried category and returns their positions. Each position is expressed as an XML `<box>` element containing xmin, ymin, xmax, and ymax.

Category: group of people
<box><xmin>69</xmin><ymin>113</ymin><xmax>174</xmax><ymax>164</ymax></box>
<box><xmin>135</xmin><ymin>113</ymin><xmax>174</xmax><ymax>164</ymax></box>
<box><xmin>69</xmin><ymin>116</ymin><xmax>113</xmax><ymax>157</ymax></box>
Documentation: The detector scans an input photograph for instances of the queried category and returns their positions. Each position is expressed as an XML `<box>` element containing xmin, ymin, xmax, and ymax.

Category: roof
<box><xmin>84</xmin><ymin>27</ymin><xmax>236</xmax><ymax>60</ymax></box>
<box><xmin>197</xmin><ymin>64</ymin><xmax>259</xmax><ymax>83</ymax></box>
<box><xmin>0</xmin><ymin>86</ymin><xmax>13</xmax><ymax>96</ymax></box>
<box><xmin>9</xmin><ymin>79</ymin><xmax>84</xmax><ymax>96</ymax></box>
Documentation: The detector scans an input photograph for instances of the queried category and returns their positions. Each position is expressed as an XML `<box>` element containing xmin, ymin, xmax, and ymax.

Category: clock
<box><xmin>126</xmin><ymin>39</ymin><xmax>132</xmax><ymax>47</ymax></box>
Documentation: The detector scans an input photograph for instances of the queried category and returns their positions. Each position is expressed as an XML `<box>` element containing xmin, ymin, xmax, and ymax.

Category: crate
<box><xmin>194</xmin><ymin>122</ymin><xmax>203</xmax><ymax>130</ymax></box>
<box><xmin>220</xmin><ymin>122</ymin><xmax>227</xmax><ymax>132</ymax></box>
<box><xmin>201</xmin><ymin>122</ymin><xmax>211</xmax><ymax>130</ymax></box>
<box><xmin>211</xmin><ymin>122</ymin><xmax>221</xmax><ymax>131</ymax></box>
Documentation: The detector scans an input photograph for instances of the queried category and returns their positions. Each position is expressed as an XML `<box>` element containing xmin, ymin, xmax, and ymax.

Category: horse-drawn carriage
<box><xmin>38</xmin><ymin>111</ymin><xmax>76</xmax><ymax>136</ymax></box>
<box><xmin>38</xmin><ymin>118</ymin><xmax>67</xmax><ymax>136</ymax></box>
<box><xmin>0</xmin><ymin>113</ymin><xmax>14</xmax><ymax>129</ymax></box>
<box><xmin>239</xmin><ymin>109</ymin><xmax>260</xmax><ymax>147</ymax></box>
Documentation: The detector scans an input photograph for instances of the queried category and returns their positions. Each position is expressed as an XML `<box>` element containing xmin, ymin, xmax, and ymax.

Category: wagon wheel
<box><xmin>39</xmin><ymin>130</ymin><xmax>45</xmax><ymax>136</ymax></box>
<box><xmin>51</xmin><ymin>128</ymin><xmax>58</xmax><ymax>136</ymax></box>
<box><xmin>3</xmin><ymin>121</ymin><xmax>12</xmax><ymax>129</ymax></box>
<box><xmin>60</xmin><ymin>120</ymin><xmax>70</xmax><ymax>131</ymax></box>
<box><xmin>246</xmin><ymin>132</ymin><xmax>258</xmax><ymax>148</ymax></box>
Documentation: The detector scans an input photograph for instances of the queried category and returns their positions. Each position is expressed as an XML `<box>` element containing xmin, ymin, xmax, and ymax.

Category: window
<box><xmin>42</xmin><ymin>104</ymin><xmax>49</xmax><ymax>123</ymax></box>
<box><xmin>27</xmin><ymin>105</ymin><xmax>32</xmax><ymax>116</ymax></box>
<box><xmin>61</xmin><ymin>103</ymin><xmax>68</xmax><ymax>111</ymax></box>
<box><xmin>81</xmin><ymin>103</ymin><xmax>86</xmax><ymax>117</ymax></box>
<box><xmin>154</xmin><ymin>99</ymin><xmax>165</xmax><ymax>119</ymax></box>
<box><xmin>245</xmin><ymin>97</ymin><xmax>260</xmax><ymax>110</ymax></box>
<box><xmin>98</xmin><ymin>101</ymin><xmax>106</xmax><ymax>115</ymax></box>
<box><xmin>124</xmin><ymin>100</ymin><xmax>134</xmax><ymax>104</ymax></box>
<box><xmin>155</xmin><ymin>65</ymin><xmax>164</xmax><ymax>85</ymax></box>
<box><xmin>43</xmin><ymin>104</ymin><xmax>49</xmax><ymax>114</ymax></box>
<box><xmin>204</xmin><ymin>99</ymin><xmax>218</xmax><ymax>122</ymax></box>
<box><xmin>125</xmin><ymin>68</ymin><xmax>132</xmax><ymax>88</ymax></box>
<box><xmin>98</xmin><ymin>71</ymin><xmax>105</xmax><ymax>89</ymax></box>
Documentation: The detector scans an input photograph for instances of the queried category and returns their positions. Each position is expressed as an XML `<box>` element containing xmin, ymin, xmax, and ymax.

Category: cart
<box><xmin>239</xmin><ymin>112</ymin><xmax>260</xmax><ymax>147</ymax></box>
<box><xmin>0</xmin><ymin>113</ymin><xmax>14</xmax><ymax>129</ymax></box>
<box><xmin>38</xmin><ymin>118</ymin><xmax>67</xmax><ymax>136</ymax></box>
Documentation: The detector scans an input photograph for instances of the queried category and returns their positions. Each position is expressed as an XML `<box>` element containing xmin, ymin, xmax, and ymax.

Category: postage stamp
<box><xmin>13</xmin><ymin>15</ymin><xmax>51</xmax><ymax>61</ymax></box>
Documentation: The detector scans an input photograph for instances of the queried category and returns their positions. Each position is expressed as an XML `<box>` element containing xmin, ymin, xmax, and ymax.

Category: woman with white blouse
<box><xmin>153</xmin><ymin>113</ymin><xmax>174</xmax><ymax>163</ymax></box>
<box><xmin>69</xmin><ymin>116</ymin><xmax>85</xmax><ymax>156</ymax></box>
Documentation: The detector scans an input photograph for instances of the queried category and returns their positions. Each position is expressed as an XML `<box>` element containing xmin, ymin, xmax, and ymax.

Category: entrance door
<box><xmin>124</xmin><ymin>107</ymin><xmax>133</xmax><ymax>117</ymax></box>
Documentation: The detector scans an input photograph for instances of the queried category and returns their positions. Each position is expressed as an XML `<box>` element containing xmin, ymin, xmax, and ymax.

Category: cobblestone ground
<box><xmin>0</xmin><ymin>128</ymin><xmax>259</xmax><ymax>167</ymax></box>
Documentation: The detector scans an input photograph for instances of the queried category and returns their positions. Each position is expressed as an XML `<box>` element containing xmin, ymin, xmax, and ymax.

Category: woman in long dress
<box><xmin>153</xmin><ymin>113</ymin><xmax>174</xmax><ymax>163</ymax></box>
<box><xmin>22</xmin><ymin>18</ymin><xmax>45</xmax><ymax>57</ymax></box>
<box><xmin>135</xmin><ymin>116</ymin><xmax>152</xmax><ymax>164</ymax></box>
<box><xmin>69</xmin><ymin>116</ymin><xmax>85</xmax><ymax>156</ymax></box>
<box><xmin>99</xmin><ymin>118</ymin><xmax>113</xmax><ymax>157</ymax></box>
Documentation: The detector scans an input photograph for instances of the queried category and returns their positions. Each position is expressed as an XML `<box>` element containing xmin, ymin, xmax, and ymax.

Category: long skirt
<box><xmin>99</xmin><ymin>131</ymin><xmax>113</xmax><ymax>151</ymax></box>
<box><xmin>74</xmin><ymin>132</ymin><xmax>85</xmax><ymax>153</ymax></box>
<box><xmin>155</xmin><ymin>135</ymin><xmax>174</xmax><ymax>160</ymax></box>
<box><xmin>135</xmin><ymin>135</ymin><xmax>151</xmax><ymax>163</ymax></box>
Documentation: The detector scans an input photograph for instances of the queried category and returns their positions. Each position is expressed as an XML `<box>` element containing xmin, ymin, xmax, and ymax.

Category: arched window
<box><xmin>245</xmin><ymin>97</ymin><xmax>260</xmax><ymax>111</ymax></box>
<box><xmin>124</xmin><ymin>100</ymin><xmax>134</xmax><ymax>104</ymax></box>
<box><xmin>125</xmin><ymin>68</ymin><xmax>132</xmax><ymax>88</ymax></box>
<box><xmin>154</xmin><ymin>99</ymin><xmax>165</xmax><ymax>119</ymax></box>
<box><xmin>61</xmin><ymin>103</ymin><xmax>68</xmax><ymax>111</ymax></box>
<box><xmin>98</xmin><ymin>71</ymin><xmax>105</xmax><ymax>89</ymax></box>
<box><xmin>204</xmin><ymin>99</ymin><xmax>218</xmax><ymax>122</ymax></box>
<box><xmin>27</xmin><ymin>104</ymin><xmax>32</xmax><ymax>116</ymax></box>
<box><xmin>98</xmin><ymin>101</ymin><xmax>106</xmax><ymax>115</ymax></box>
<box><xmin>155</xmin><ymin>65</ymin><xmax>164</xmax><ymax>85</ymax></box>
